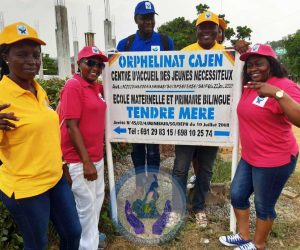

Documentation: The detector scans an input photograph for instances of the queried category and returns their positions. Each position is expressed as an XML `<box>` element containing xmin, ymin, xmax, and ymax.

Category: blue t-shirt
<box><xmin>117</xmin><ymin>31</ymin><xmax>174</xmax><ymax>52</ymax></box>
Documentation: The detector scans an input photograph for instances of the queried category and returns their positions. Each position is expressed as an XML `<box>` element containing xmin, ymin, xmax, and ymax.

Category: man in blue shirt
<box><xmin>117</xmin><ymin>1</ymin><xmax>174</xmax><ymax>195</ymax></box>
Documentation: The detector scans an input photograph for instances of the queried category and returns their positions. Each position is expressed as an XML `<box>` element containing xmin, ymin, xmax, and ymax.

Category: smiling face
<box><xmin>246</xmin><ymin>55</ymin><xmax>271</xmax><ymax>82</ymax></box>
<box><xmin>5</xmin><ymin>40</ymin><xmax>41</xmax><ymax>83</ymax></box>
<box><xmin>196</xmin><ymin>21</ymin><xmax>218</xmax><ymax>49</ymax></box>
<box><xmin>78</xmin><ymin>56</ymin><xmax>103</xmax><ymax>83</ymax></box>
<box><xmin>135</xmin><ymin>13</ymin><xmax>155</xmax><ymax>38</ymax></box>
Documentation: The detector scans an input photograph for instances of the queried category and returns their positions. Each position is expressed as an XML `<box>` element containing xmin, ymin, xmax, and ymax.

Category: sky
<box><xmin>1</xmin><ymin>0</ymin><xmax>299</xmax><ymax>57</ymax></box>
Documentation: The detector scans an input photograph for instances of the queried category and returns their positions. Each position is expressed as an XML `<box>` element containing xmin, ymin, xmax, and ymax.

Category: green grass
<box><xmin>211</xmin><ymin>156</ymin><xmax>232</xmax><ymax>183</ymax></box>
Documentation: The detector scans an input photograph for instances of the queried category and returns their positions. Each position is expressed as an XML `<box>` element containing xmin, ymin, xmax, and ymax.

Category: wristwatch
<box><xmin>275</xmin><ymin>89</ymin><xmax>284</xmax><ymax>99</ymax></box>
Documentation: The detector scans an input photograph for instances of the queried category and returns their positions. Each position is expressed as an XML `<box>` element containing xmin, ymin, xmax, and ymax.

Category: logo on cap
<box><xmin>17</xmin><ymin>25</ymin><xmax>28</xmax><ymax>35</ymax></box>
<box><xmin>205</xmin><ymin>12</ymin><xmax>212</xmax><ymax>19</ymax></box>
<box><xmin>145</xmin><ymin>1</ymin><xmax>152</xmax><ymax>9</ymax></box>
<box><xmin>251</xmin><ymin>44</ymin><xmax>260</xmax><ymax>52</ymax></box>
<box><xmin>92</xmin><ymin>46</ymin><xmax>100</xmax><ymax>54</ymax></box>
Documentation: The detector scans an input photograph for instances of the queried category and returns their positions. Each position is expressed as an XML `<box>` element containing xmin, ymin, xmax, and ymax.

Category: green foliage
<box><xmin>0</xmin><ymin>202</ymin><xmax>23</xmax><ymax>249</ymax></box>
<box><xmin>195</xmin><ymin>4</ymin><xmax>210</xmax><ymax>14</ymax></box>
<box><xmin>36</xmin><ymin>78</ymin><xmax>65</xmax><ymax>109</ymax></box>
<box><xmin>42</xmin><ymin>53</ymin><xmax>58</xmax><ymax>75</ymax></box>
<box><xmin>235</xmin><ymin>26</ymin><xmax>252</xmax><ymax>41</ymax></box>
<box><xmin>268</xmin><ymin>30</ymin><xmax>300</xmax><ymax>79</ymax></box>
<box><xmin>158</xmin><ymin>17</ymin><xmax>196</xmax><ymax>50</ymax></box>
<box><xmin>282</xmin><ymin>30</ymin><xmax>300</xmax><ymax>78</ymax></box>
<box><xmin>112</xmin><ymin>143</ymin><xmax>132</xmax><ymax>161</ymax></box>
<box><xmin>225</xmin><ymin>27</ymin><xmax>236</xmax><ymax>43</ymax></box>
<box><xmin>211</xmin><ymin>156</ymin><xmax>232</xmax><ymax>183</ymax></box>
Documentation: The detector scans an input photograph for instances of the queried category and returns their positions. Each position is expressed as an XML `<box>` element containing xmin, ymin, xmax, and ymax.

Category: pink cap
<box><xmin>240</xmin><ymin>43</ymin><xmax>277</xmax><ymax>61</ymax></box>
<box><xmin>77</xmin><ymin>46</ymin><xmax>108</xmax><ymax>62</ymax></box>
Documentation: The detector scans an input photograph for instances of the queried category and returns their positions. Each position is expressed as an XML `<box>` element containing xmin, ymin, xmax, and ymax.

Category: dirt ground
<box><xmin>105</xmin><ymin>127</ymin><xmax>300</xmax><ymax>250</ymax></box>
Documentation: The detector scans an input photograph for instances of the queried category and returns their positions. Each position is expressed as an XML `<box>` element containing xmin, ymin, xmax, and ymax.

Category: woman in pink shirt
<box><xmin>219</xmin><ymin>44</ymin><xmax>300</xmax><ymax>250</ymax></box>
<box><xmin>59</xmin><ymin>46</ymin><xmax>108</xmax><ymax>250</ymax></box>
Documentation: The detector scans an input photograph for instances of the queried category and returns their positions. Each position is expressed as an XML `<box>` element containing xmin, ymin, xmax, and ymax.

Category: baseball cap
<box><xmin>196</xmin><ymin>11</ymin><xmax>219</xmax><ymax>26</ymax></box>
<box><xmin>134</xmin><ymin>1</ymin><xmax>157</xmax><ymax>15</ymax></box>
<box><xmin>0</xmin><ymin>21</ymin><xmax>46</xmax><ymax>45</ymax></box>
<box><xmin>240</xmin><ymin>43</ymin><xmax>277</xmax><ymax>61</ymax></box>
<box><xmin>218</xmin><ymin>18</ymin><xmax>227</xmax><ymax>30</ymax></box>
<box><xmin>77</xmin><ymin>46</ymin><xmax>108</xmax><ymax>62</ymax></box>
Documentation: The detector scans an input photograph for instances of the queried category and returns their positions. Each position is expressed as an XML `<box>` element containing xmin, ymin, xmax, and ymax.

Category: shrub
<box><xmin>0</xmin><ymin>202</ymin><xmax>22</xmax><ymax>249</ymax></box>
<box><xmin>36</xmin><ymin>77</ymin><xmax>65</xmax><ymax>109</ymax></box>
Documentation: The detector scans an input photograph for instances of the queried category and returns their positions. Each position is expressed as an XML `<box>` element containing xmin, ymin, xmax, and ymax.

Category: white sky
<box><xmin>1</xmin><ymin>0</ymin><xmax>299</xmax><ymax>57</ymax></box>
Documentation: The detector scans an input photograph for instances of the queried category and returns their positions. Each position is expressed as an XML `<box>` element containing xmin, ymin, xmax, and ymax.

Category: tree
<box><xmin>158</xmin><ymin>17</ymin><xmax>196</xmax><ymax>50</ymax></box>
<box><xmin>282</xmin><ymin>30</ymin><xmax>300</xmax><ymax>78</ymax></box>
<box><xmin>196</xmin><ymin>4</ymin><xmax>210</xmax><ymax>14</ymax></box>
<box><xmin>42</xmin><ymin>53</ymin><xmax>58</xmax><ymax>75</ymax></box>
<box><xmin>230</xmin><ymin>26</ymin><xmax>252</xmax><ymax>45</ymax></box>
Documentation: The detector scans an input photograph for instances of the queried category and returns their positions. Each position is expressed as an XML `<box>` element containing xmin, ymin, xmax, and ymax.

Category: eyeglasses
<box><xmin>83</xmin><ymin>59</ymin><xmax>105</xmax><ymax>68</ymax></box>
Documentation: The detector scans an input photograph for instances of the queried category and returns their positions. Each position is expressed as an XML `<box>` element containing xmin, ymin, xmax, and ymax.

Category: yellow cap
<box><xmin>196</xmin><ymin>11</ymin><xmax>219</xmax><ymax>26</ymax></box>
<box><xmin>0</xmin><ymin>22</ymin><xmax>46</xmax><ymax>46</ymax></box>
<box><xmin>218</xmin><ymin>18</ymin><xmax>227</xmax><ymax>30</ymax></box>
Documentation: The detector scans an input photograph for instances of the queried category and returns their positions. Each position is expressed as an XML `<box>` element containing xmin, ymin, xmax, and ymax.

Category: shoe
<box><xmin>234</xmin><ymin>242</ymin><xmax>259</xmax><ymax>250</ymax></box>
<box><xmin>98</xmin><ymin>232</ymin><xmax>107</xmax><ymax>249</ymax></box>
<box><xmin>166</xmin><ymin>211</ymin><xmax>181</xmax><ymax>228</ymax></box>
<box><xmin>195</xmin><ymin>211</ymin><xmax>208</xmax><ymax>228</ymax></box>
<box><xmin>219</xmin><ymin>233</ymin><xmax>251</xmax><ymax>247</ymax></box>
<box><xmin>187</xmin><ymin>175</ymin><xmax>196</xmax><ymax>189</ymax></box>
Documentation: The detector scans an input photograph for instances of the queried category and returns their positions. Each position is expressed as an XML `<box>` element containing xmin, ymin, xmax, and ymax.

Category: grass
<box><xmin>211</xmin><ymin>155</ymin><xmax>232</xmax><ymax>183</ymax></box>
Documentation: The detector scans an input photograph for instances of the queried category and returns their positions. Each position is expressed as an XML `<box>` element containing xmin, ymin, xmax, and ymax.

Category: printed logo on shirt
<box><xmin>151</xmin><ymin>46</ymin><xmax>160</xmax><ymax>51</ymax></box>
<box><xmin>252</xmin><ymin>96</ymin><xmax>268</xmax><ymax>107</ymax></box>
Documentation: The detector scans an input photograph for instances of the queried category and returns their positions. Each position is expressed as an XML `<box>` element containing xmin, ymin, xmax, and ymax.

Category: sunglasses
<box><xmin>83</xmin><ymin>59</ymin><xmax>105</xmax><ymax>68</ymax></box>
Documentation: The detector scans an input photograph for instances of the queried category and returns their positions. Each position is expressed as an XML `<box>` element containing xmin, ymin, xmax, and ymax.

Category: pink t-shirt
<box><xmin>237</xmin><ymin>77</ymin><xmax>300</xmax><ymax>167</ymax></box>
<box><xmin>60</xmin><ymin>74</ymin><xmax>107</xmax><ymax>163</ymax></box>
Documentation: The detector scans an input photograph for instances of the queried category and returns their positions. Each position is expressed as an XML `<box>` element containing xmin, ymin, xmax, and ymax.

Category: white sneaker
<box><xmin>234</xmin><ymin>242</ymin><xmax>258</xmax><ymax>250</ymax></box>
<box><xmin>219</xmin><ymin>233</ymin><xmax>251</xmax><ymax>247</ymax></box>
<box><xmin>166</xmin><ymin>212</ymin><xmax>181</xmax><ymax>228</ymax></box>
<box><xmin>187</xmin><ymin>175</ymin><xmax>196</xmax><ymax>189</ymax></box>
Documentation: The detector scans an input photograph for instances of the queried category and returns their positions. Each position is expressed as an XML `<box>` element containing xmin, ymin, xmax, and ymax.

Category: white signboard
<box><xmin>103</xmin><ymin>50</ymin><xmax>241</xmax><ymax>146</ymax></box>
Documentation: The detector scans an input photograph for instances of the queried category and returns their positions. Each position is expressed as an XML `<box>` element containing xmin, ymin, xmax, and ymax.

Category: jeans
<box><xmin>131</xmin><ymin>143</ymin><xmax>160</xmax><ymax>187</ymax></box>
<box><xmin>231</xmin><ymin>155</ymin><xmax>298</xmax><ymax>220</ymax></box>
<box><xmin>68</xmin><ymin>160</ymin><xmax>105</xmax><ymax>250</ymax></box>
<box><xmin>172</xmin><ymin>145</ymin><xmax>218</xmax><ymax>212</ymax></box>
<box><xmin>0</xmin><ymin>177</ymin><xmax>81</xmax><ymax>250</ymax></box>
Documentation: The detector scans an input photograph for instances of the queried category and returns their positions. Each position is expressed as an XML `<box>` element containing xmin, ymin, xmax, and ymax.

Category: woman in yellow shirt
<box><xmin>0</xmin><ymin>22</ymin><xmax>81</xmax><ymax>250</ymax></box>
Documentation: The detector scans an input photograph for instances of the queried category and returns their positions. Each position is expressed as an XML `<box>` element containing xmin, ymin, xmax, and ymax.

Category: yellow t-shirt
<box><xmin>0</xmin><ymin>76</ymin><xmax>62</xmax><ymax>199</ymax></box>
<box><xmin>182</xmin><ymin>42</ymin><xmax>225</xmax><ymax>51</ymax></box>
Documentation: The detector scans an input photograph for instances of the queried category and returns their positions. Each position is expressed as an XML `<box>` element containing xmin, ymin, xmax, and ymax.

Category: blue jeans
<box><xmin>0</xmin><ymin>177</ymin><xmax>82</xmax><ymax>250</ymax></box>
<box><xmin>131</xmin><ymin>143</ymin><xmax>160</xmax><ymax>187</ymax></box>
<box><xmin>172</xmin><ymin>145</ymin><xmax>218</xmax><ymax>212</ymax></box>
<box><xmin>231</xmin><ymin>155</ymin><xmax>298</xmax><ymax>220</ymax></box>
